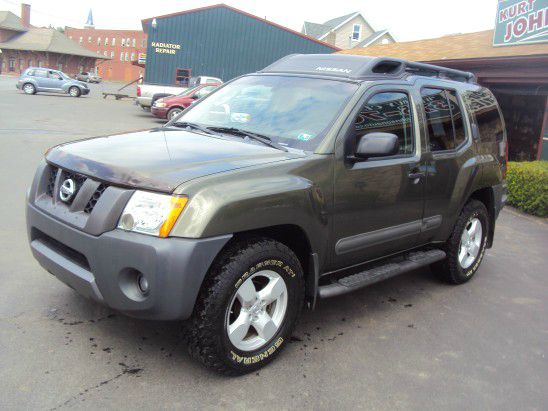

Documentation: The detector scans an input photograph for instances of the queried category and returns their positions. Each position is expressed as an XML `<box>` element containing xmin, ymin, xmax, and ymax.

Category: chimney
<box><xmin>21</xmin><ymin>3</ymin><xmax>31</xmax><ymax>27</ymax></box>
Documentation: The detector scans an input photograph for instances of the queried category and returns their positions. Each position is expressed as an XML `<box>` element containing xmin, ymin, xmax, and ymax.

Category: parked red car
<box><xmin>151</xmin><ymin>83</ymin><xmax>221</xmax><ymax>120</ymax></box>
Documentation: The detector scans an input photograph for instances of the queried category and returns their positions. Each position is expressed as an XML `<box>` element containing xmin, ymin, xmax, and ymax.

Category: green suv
<box><xmin>26</xmin><ymin>54</ymin><xmax>507</xmax><ymax>374</ymax></box>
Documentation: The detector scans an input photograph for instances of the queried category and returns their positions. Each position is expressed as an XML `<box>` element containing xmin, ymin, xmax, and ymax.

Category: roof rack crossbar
<box><xmin>400</xmin><ymin>60</ymin><xmax>476</xmax><ymax>83</ymax></box>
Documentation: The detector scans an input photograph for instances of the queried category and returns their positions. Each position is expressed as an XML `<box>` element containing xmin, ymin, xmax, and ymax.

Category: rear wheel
<box><xmin>69</xmin><ymin>86</ymin><xmax>81</xmax><ymax>97</ymax></box>
<box><xmin>433</xmin><ymin>199</ymin><xmax>489</xmax><ymax>284</ymax></box>
<box><xmin>186</xmin><ymin>237</ymin><xmax>304</xmax><ymax>375</ymax></box>
<box><xmin>23</xmin><ymin>83</ymin><xmax>36</xmax><ymax>95</ymax></box>
<box><xmin>167</xmin><ymin>107</ymin><xmax>183</xmax><ymax>121</ymax></box>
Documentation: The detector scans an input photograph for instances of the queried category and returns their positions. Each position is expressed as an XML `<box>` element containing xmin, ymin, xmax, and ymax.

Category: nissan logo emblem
<box><xmin>59</xmin><ymin>178</ymin><xmax>76</xmax><ymax>202</ymax></box>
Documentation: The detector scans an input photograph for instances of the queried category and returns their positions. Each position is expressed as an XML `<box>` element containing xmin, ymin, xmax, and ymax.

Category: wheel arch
<box><xmin>222</xmin><ymin>224</ymin><xmax>318</xmax><ymax>307</ymax></box>
<box><xmin>465</xmin><ymin>186</ymin><xmax>495</xmax><ymax>247</ymax></box>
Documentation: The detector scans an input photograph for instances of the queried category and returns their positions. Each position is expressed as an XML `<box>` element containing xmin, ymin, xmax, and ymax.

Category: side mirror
<box><xmin>352</xmin><ymin>132</ymin><xmax>399</xmax><ymax>160</ymax></box>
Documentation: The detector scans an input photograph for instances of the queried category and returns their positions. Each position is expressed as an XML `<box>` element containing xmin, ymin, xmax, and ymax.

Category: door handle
<box><xmin>408</xmin><ymin>171</ymin><xmax>424</xmax><ymax>179</ymax></box>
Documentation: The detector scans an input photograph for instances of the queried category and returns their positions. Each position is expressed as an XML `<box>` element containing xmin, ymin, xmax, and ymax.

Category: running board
<box><xmin>318</xmin><ymin>249</ymin><xmax>446</xmax><ymax>299</ymax></box>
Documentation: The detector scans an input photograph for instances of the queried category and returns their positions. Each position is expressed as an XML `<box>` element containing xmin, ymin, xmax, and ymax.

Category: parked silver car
<box><xmin>75</xmin><ymin>72</ymin><xmax>102</xmax><ymax>83</ymax></box>
<box><xmin>16</xmin><ymin>68</ymin><xmax>90</xmax><ymax>97</ymax></box>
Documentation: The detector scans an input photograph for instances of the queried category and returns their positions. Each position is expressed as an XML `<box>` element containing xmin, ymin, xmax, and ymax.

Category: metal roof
<box><xmin>0</xmin><ymin>10</ymin><xmax>27</xmax><ymax>32</ymax></box>
<box><xmin>339</xmin><ymin>30</ymin><xmax>548</xmax><ymax>61</ymax></box>
<box><xmin>0</xmin><ymin>27</ymin><xmax>109</xmax><ymax>59</ymax></box>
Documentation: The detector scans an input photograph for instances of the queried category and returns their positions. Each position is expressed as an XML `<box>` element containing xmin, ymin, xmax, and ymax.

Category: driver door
<box><xmin>331</xmin><ymin>85</ymin><xmax>427</xmax><ymax>269</ymax></box>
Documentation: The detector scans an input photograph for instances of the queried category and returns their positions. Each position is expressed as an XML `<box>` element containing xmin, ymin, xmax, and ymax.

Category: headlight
<box><xmin>117</xmin><ymin>191</ymin><xmax>188</xmax><ymax>237</ymax></box>
<box><xmin>155</xmin><ymin>101</ymin><xmax>166</xmax><ymax>108</ymax></box>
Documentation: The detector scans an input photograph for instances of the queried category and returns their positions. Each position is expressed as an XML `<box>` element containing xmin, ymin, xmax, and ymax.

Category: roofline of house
<box><xmin>360</xmin><ymin>29</ymin><xmax>395</xmax><ymax>47</ymax></box>
<box><xmin>141</xmin><ymin>3</ymin><xmax>340</xmax><ymax>51</ymax></box>
<box><xmin>318</xmin><ymin>12</ymin><xmax>360</xmax><ymax>40</ymax></box>
<box><xmin>64</xmin><ymin>26</ymin><xmax>145</xmax><ymax>33</ymax></box>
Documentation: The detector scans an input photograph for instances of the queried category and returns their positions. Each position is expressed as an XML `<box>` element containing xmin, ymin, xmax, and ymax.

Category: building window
<box><xmin>97</xmin><ymin>37</ymin><xmax>101</xmax><ymax>45</ymax></box>
<box><xmin>112</xmin><ymin>37</ymin><xmax>116</xmax><ymax>46</ymax></box>
<box><xmin>104</xmin><ymin>51</ymin><xmax>108</xmax><ymax>57</ymax></box>
<box><xmin>126</xmin><ymin>38</ymin><xmax>130</xmax><ymax>47</ymax></box>
<box><xmin>120</xmin><ymin>52</ymin><xmax>124</xmax><ymax>61</ymax></box>
<box><xmin>132</xmin><ymin>38</ymin><xmax>136</xmax><ymax>47</ymax></box>
<box><xmin>381</xmin><ymin>38</ymin><xmax>390</xmax><ymax>45</ymax></box>
<box><xmin>125</xmin><ymin>52</ymin><xmax>129</xmax><ymax>61</ymax></box>
<box><xmin>19</xmin><ymin>59</ymin><xmax>23</xmax><ymax>70</ymax></box>
<box><xmin>88</xmin><ymin>36</ymin><xmax>92</xmax><ymax>43</ymax></box>
<box><xmin>105</xmin><ymin>37</ymin><xmax>109</xmax><ymax>46</ymax></box>
<box><xmin>37</xmin><ymin>60</ymin><xmax>43</xmax><ymax>68</ymax></box>
<box><xmin>130</xmin><ymin>52</ymin><xmax>135</xmax><ymax>61</ymax></box>
<box><xmin>110</xmin><ymin>51</ymin><xmax>114</xmax><ymax>58</ymax></box>
<box><xmin>58</xmin><ymin>63</ymin><xmax>63</xmax><ymax>71</ymax></box>
<box><xmin>79</xmin><ymin>36</ymin><xmax>83</xmax><ymax>44</ymax></box>
<box><xmin>8</xmin><ymin>58</ymin><xmax>15</xmax><ymax>71</ymax></box>
<box><xmin>28</xmin><ymin>59</ymin><xmax>32</xmax><ymax>68</ymax></box>
<box><xmin>121</xmin><ymin>38</ymin><xmax>125</xmax><ymax>47</ymax></box>
<box><xmin>352</xmin><ymin>24</ymin><xmax>361</xmax><ymax>41</ymax></box>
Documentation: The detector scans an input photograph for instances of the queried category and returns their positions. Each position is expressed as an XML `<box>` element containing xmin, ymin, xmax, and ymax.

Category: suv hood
<box><xmin>46</xmin><ymin>129</ymin><xmax>300</xmax><ymax>193</ymax></box>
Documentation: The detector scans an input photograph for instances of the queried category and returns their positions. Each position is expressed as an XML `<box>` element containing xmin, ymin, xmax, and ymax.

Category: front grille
<box><xmin>43</xmin><ymin>166</ymin><xmax>109</xmax><ymax>213</ymax></box>
<box><xmin>84</xmin><ymin>184</ymin><xmax>107</xmax><ymax>214</ymax></box>
<box><xmin>46</xmin><ymin>166</ymin><xmax>58</xmax><ymax>197</ymax></box>
<box><xmin>60</xmin><ymin>170</ymin><xmax>86</xmax><ymax>205</ymax></box>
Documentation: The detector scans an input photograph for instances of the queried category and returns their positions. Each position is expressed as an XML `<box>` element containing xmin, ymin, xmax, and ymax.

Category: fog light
<box><xmin>137</xmin><ymin>274</ymin><xmax>149</xmax><ymax>294</ymax></box>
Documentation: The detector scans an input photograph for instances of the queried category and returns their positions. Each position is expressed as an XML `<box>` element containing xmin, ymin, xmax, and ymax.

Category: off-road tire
<box><xmin>433</xmin><ymin>199</ymin><xmax>489</xmax><ymax>284</ymax></box>
<box><xmin>69</xmin><ymin>86</ymin><xmax>81</xmax><ymax>97</ymax></box>
<box><xmin>23</xmin><ymin>83</ymin><xmax>36</xmax><ymax>95</ymax></box>
<box><xmin>186</xmin><ymin>237</ymin><xmax>305</xmax><ymax>375</ymax></box>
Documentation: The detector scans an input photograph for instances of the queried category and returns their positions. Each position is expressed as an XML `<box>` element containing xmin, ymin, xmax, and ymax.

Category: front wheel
<box><xmin>186</xmin><ymin>237</ymin><xmax>304</xmax><ymax>375</ymax></box>
<box><xmin>23</xmin><ymin>83</ymin><xmax>36</xmax><ymax>95</ymax></box>
<box><xmin>69</xmin><ymin>86</ymin><xmax>81</xmax><ymax>97</ymax></box>
<box><xmin>167</xmin><ymin>107</ymin><xmax>183</xmax><ymax>120</ymax></box>
<box><xmin>433</xmin><ymin>199</ymin><xmax>489</xmax><ymax>284</ymax></box>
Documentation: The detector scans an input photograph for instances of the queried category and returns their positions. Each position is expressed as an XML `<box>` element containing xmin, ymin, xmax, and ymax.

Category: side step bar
<box><xmin>318</xmin><ymin>249</ymin><xmax>446</xmax><ymax>299</ymax></box>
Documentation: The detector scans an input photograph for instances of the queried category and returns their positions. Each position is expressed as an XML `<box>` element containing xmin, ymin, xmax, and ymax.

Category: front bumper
<box><xmin>27</xmin><ymin>203</ymin><xmax>231</xmax><ymax>320</ymax></box>
<box><xmin>81</xmin><ymin>88</ymin><xmax>90</xmax><ymax>95</ymax></box>
<box><xmin>151</xmin><ymin>106</ymin><xmax>168</xmax><ymax>119</ymax></box>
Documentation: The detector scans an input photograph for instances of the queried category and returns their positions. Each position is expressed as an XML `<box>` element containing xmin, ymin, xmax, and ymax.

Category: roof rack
<box><xmin>259</xmin><ymin>54</ymin><xmax>476</xmax><ymax>84</ymax></box>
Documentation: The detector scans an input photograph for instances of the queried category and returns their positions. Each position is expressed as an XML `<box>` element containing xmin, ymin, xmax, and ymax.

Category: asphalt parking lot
<box><xmin>0</xmin><ymin>75</ymin><xmax>546</xmax><ymax>410</ymax></box>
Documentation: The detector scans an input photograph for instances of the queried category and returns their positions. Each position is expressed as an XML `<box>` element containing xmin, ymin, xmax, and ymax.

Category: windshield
<box><xmin>175</xmin><ymin>75</ymin><xmax>358</xmax><ymax>151</ymax></box>
<box><xmin>177</xmin><ymin>85</ymin><xmax>201</xmax><ymax>97</ymax></box>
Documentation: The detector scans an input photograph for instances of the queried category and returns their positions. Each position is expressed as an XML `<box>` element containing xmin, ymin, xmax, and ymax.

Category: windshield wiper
<box><xmin>207</xmin><ymin>127</ymin><xmax>288</xmax><ymax>152</ymax></box>
<box><xmin>167</xmin><ymin>121</ymin><xmax>216</xmax><ymax>135</ymax></box>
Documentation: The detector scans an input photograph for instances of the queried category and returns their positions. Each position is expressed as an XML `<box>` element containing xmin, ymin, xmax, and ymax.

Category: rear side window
<box><xmin>421</xmin><ymin>88</ymin><xmax>468</xmax><ymax>151</ymax></box>
<box><xmin>355</xmin><ymin>92</ymin><xmax>414</xmax><ymax>156</ymax></box>
<box><xmin>462</xmin><ymin>89</ymin><xmax>504</xmax><ymax>143</ymax></box>
<box><xmin>33</xmin><ymin>69</ymin><xmax>48</xmax><ymax>78</ymax></box>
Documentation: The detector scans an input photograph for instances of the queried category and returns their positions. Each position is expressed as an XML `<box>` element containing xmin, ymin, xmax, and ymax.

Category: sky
<box><xmin>0</xmin><ymin>0</ymin><xmax>499</xmax><ymax>42</ymax></box>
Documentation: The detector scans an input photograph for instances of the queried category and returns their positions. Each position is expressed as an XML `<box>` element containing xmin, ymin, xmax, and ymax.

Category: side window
<box><xmin>421</xmin><ymin>88</ymin><xmax>455</xmax><ymax>151</ymax></box>
<box><xmin>446</xmin><ymin>90</ymin><xmax>466</xmax><ymax>147</ymax></box>
<box><xmin>196</xmin><ymin>86</ymin><xmax>215</xmax><ymax>98</ymax></box>
<box><xmin>34</xmin><ymin>69</ymin><xmax>47</xmax><ymax>78</ymax></box>
<box><xmin>355</xmin><ymin>92</ymin><xmax>414</xmax><ymax>156</ymax></box>
<box><xmin>463</xmin><ymin>89</ymin><xmax>503</xmax><ymax>143</ymax></box>
<box><xmin>26</xmin><ymin>69</ymin><xmax>34</xmax><ymax>76</ymax></box>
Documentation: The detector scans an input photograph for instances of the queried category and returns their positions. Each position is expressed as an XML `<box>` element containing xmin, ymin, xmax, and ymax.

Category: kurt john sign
<box><xmin>494</xmin><ymin>0</ymin><xmax>548</xmax><ymax>46</ymax></box>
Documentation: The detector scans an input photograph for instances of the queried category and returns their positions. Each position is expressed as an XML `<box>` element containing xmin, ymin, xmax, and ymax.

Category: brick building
<box><xmin>0</xmin><ymin>4</ymin><xmax>106</xmax><ymax>76</ymax></box>
<box><xmin>65</xmin><ymin>11</ymin><xmax>147</xmax><ymax>82</ymax></box>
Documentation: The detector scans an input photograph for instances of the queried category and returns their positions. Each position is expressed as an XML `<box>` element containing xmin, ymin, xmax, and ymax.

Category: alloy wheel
<box><xmin>458</xmin><ymin>217</ymin><xmax>483</xmax><ymax>269</ymax></box>
<box><xmin>226</xmin><ymin>270</ymin><xmax>288</xmax><ymax>352</ymax></box>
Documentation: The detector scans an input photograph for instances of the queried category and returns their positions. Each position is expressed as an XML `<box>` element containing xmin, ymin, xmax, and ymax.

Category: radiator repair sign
<box><xmin>493</xmin><ymin>0</ymin><xmax>548</xmax><ymax>46</ymax></box>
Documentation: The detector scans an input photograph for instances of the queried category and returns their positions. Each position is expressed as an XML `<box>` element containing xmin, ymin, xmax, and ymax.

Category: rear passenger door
<box><xmin>418</xmin><ymin>85</ymin><xmax>476</xmax><ymax>244</ymax></box>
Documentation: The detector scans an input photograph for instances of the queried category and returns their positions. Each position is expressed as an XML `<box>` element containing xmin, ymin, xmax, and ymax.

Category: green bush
<box><xmin>506</xmin><ymin>161</ymin><xmax>548</xmax><ymax>217</ymax></box>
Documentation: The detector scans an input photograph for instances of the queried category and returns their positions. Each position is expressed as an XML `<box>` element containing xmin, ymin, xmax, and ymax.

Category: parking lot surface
<box><xmin>0</xmin><ymin>75</ymin><xmax>547</xmax><ymax>410</ymax></box>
